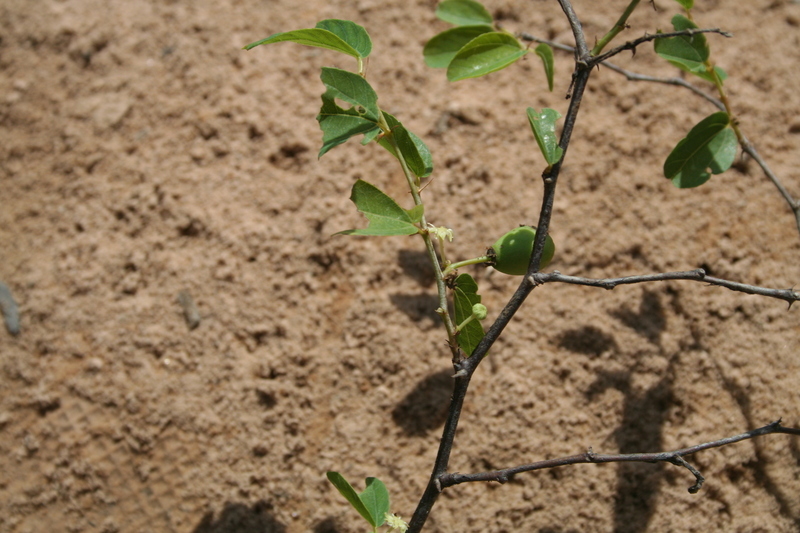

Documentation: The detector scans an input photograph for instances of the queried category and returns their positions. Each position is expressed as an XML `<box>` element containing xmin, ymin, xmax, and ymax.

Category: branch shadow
<box><xmin>398</xmin><ymin>249</ymin><xmax>436</xmax><ymax>287</ymax></box>
<box><xmin>712</xmin><ymin>360</ymin><xmax>800</xmax><ymax>528</ymax></box>
<box><xmin>193</xmin><ymin>501</ymin><xmax>286</xmax><ymax>533</ymax></box>
<box><xmin>586</xmin><ymin>367</ymin><xmax>675</xmax><ymax>533</ymax></box>
<box><xmin>392</xmin><ymin>369</ymin><xmax>453</xmax><ymax>436</ymax></box>
<box><xmin>389</xmin><ymin>293</ymin><xmax>441</xmax><ymax>326</ymax></box>
<box><xmin>609</xmin><ymin>289</ymin><xmax>666</xmax><ymax>346</ymax></box>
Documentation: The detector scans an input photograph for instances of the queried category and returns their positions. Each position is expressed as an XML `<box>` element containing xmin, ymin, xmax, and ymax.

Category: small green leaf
<box><xmin>654</xmin><ymin>15</ymin><xmax>722</xmax><ymax>82</ymax></box>
<box><xmin>534</xmin><ymin>43</ymin><xmax>555</xmax><ymax>92</ymax></box>
<box><xmin>377</xmin><ymin>112</ymin><xmax>434</xmax><ymax>178</ymax></box>
<box><xmin>436</xmin><ymin>0</ymin><xmax>493</xmax><ymax>26</ymax></box>
<box><xmin>447</xmin><ymin>32</ymin><xmax>527</xmax><ymax>81</ymax></box>
<box><xmin>526</xmin><ymin>108</ymin><xmax>563</xmax><ymax>166</ymax></box>
<box><xmin>406</xmin><ymin>204</ymin><xmax>425</xmax><ymax>224</ymax></box>
<box><xmin>320</xmin><ymin>67</ymin><xmax>380</xmax><ymax>121</ymax></box>
<box><xmin>673</xmin><ymin>0</ymin><xmax>693</xmax><ymax>9</ymax></box>
<box><xmin>326</xmin><ymin>472</ymin><xmax>377</xmax><ymax>527</ymax></box>
<box><xmin>337</xmin><ymin>180</ymin><xmax>421</xmax><ymax>236</ymax></box>
<box><xmin>316</xmin><ymin>68</ymin><xmax>382</xmax><ymax>157</ymax></box>
<box><xmin>318</xmin><ymin>91</ymin><xmax>380</xmax><ymax>157</ymax></box>
<box><xmin>315</xmin><ymin>19</ymin><xmax>372</xmax><ymax>58</ymax></box>
<box><xmin>359</xmin><ymin>478</ymin><xmax>390</xmax><ymax>528</ymax></box>
<box><xmin>453</xmin><ymin>273</ymin><xmax>485</xmax><ymax>357</ymax></box>
<box><xmin>244</xmin><ymin>20</ymin><xmax>371</xmax><ymax>59</ymax></box>
<box><xmin>361</xmin><ymin>126</ymin><xmax>383</xmax><ymax>145</ymax></box>
<box><xmin>423</xmin><ymin>25</ymin><xmax>494</xmax><ymax>68</ymax></box>
<box><xmin>664</xmin><ymin>112</ymin><xmax>738</xmax><ymax>188</ymax></box>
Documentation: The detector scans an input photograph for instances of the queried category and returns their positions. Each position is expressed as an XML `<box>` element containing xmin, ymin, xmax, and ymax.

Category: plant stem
<box><xmin>442</xmin><ymin>255</ymin><xmax>492</xmax><ymax>277</ymax></box>
<box><xmin>407</xmin><ymin>3</ymin><xmax>594</xmax><ymax>530</ymax></box>
<box><xmin>380</xmin><ymin>115</ymin><xmax>459</xmax><ymax>355</ymax></box>
<box><xmin>591</xmin><ymin>0</ymin><xmax>641</xmax><ymax>56</ymax></box>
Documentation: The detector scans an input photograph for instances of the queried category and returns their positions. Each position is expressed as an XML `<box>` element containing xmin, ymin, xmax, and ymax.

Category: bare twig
<box><xmin>529</xmin><ymin>269</ymin><xmax>800</xmax><ymax>307</ymax></box>
<box><xmin>439</xmin><ymin>420</ymin><xmax>800</xmax><ymax>493</ymax></box>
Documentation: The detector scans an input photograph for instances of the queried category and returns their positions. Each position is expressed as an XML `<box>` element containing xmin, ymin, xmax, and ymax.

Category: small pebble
<box><xmin>177</xmin><ymin>289</ymin><xmax>201</xmax><ymax>330</ymax></box>
<box><xmin>0</xmin><ymin>281</ymin><xmax>20</xmax><ymax>336</ymax></box>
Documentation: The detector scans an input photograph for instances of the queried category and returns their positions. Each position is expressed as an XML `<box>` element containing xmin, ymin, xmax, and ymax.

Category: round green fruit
<box><xmin>489</xmin><ymin>226</ymin><xmax>555</xmax><ymax>275</ymax></box>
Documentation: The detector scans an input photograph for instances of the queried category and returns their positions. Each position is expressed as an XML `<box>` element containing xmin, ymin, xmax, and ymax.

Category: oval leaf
<box><xmin>244</xmin><ymin>28</ymin><xmax>360</xmax><ymax>58</ymax></box>
<box><xmin>359</xmin><ymin>478</ymin><xmax>390</xmax><ymax>528</ymax></box>
<box><xmin>423</xmin><ymin>25</ymin><xmax>494</xmax><ymax>68</ymax></box>
<box><xmin>664</xmin><ymin>112</ymin><xmax>738</xmax><ymax>188</ymax></box>
<box><xmin>673</xmin><ymin>0</ymin><xmax>694</xmax><ymax>8</ymax></box>
<box><xmin>447</xmin><ymin>32</ymin><xmax>527</xmax><ymax>81</ymax></box>
<box><xmin>316</xmin><ymin>69</ymin><xmax>382</xmax><ymax>157</ymax></box>
<box><xmin>378</xmin><ymin>112</ymin><xmax>433</xmax><ymax>178</ymax></box>
<box><xmin>326</xmin><ymin>472</ymin><xmax>377</xmax><ymax>527</ymax></box>
<box><xmin>534</xmin><ymin>43</ymin><xmax>555</xmax><ymax>92</ymax></box>
<box><xmin>436</xmin><ymin>0</ymin><xmax>493</xmax><ymax>26</ymax></box>
<box><xmin>453</xmin><ymin>273</ymin><xmax>485</xmax><ymax>357</ymax></box>
<box><xmin>315</xmin><ymin>19</ymin><xmax>372</xmax><ymax>58</ymax></box>
<box><xmin>654</xmin><ymin>15</ymin><xmax>718</xmax><ymax>81</ymax></box>
<box><xmin>337</xmin><ymin>180</ymin><xmax>421</xmax><ymax>236</ymax></box>
<box><xmin>320</xmin><ymin>67</ymin><xmax>380</xmax><ymax>121</ymax></box>
<box><xmin>526</xmin><ymin>107</ymin><xmax>563</xmax><ymax>166</ymax></box>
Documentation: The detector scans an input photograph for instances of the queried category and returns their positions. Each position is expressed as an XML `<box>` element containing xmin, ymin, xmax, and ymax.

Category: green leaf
<box><xmin>359</xmin><ymin>478</ymin><xmax>390</xmax><ymax>528</ymax></box>
<box><xmin>534</xmin><ymin>43</ymin><xmax>555</xmax><ymax>92</ymax></box>
<box><xmin>318</xmin><ymin>91</ymin><xmax>380</xmax><ymax>157</ymax></box>
<box><xmin>654</xmin><ymin>15</ymin><xmax>724</xmax><ymax>83</ymax></box>
<box><xmin>337</xmin><ymin>180</ymin><xmax>422</xmax><ymax>236</ymax></box>
<box><xmin>447</xmin><ymin>32</ymin><xmax>527</xmax><ymax>81</ymax></box>
<box><xmin>244</xmin><ymin>20</ymin><xmax>371</xmax><ymax>59</ymax></box>
<box><xmin>423</xmin><ymin>25</ymin><xmax>494</xmax><ymax>68</ymax></box>
<box><xmin>407</xmin><ymin>204</ymin><xmax>425</xmax><ymax>224</ymax></box>
<box><xmin>320</xmin><ymin>67</ymin><xmax>380</xmax><ymax>121</ymax></box>
<box><xmin>664</xmin><ymin>112</ymin><xmax>738</xmax><ymax>188</ymax></box>
<box><xmin>326</xmin><ymin>472</ymin><xmax>377</xmax><ymax>527</ymax></box>
<box><xmin>526</xmin><ymin>108</ymin><xmax>563</xmax><ymax>166</ymax></box>
<box><xmin>377</xmin><ymin>112</ymin><xmax>434</xmax><ymax>178</ymax></box>
<box><xmin>314</xmin><ymin>19</ymin><xmax>372</xmax><ymax>58</ymax></box>
<box><xmin>673</xmin><ymin>0</ymin><xmax>694</xmax><ymax>9</ymax></box>
<box><xmin>436</xmin><ymin>0</ymin><xmax>493</xmax><ymax>26</ymax></box>
<box><xmin>453</xmin><ymin>273</ymin><xmax>485</xmax><ymax>357</ymax></box>
<box><xmin>316</xmin><ymin>68</ymin><xmax>382</xmax><ymax>157</ymax></box>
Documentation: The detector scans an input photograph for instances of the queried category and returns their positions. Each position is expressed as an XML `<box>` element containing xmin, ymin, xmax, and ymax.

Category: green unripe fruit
<box><xmin>472</xmin><ymin>303</ymin><xmax>488</xmax><ymax>321</ymax></box>
<box><xmin>489</xmin><ymin>226</ymin><xmax>555</xmax><ymax>275</ymax></box>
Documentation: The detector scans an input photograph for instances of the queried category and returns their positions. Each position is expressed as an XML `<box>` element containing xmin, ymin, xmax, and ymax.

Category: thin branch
<box><xmin>529</xmin><ymin>269</ymin><xmax>800</xmax><ymax>307</ymax></box>
<box><xmin>440</xmin><ymin>420</ymin><xmax>800</xmax><ymax>493</ymax></box>
<box><xmin>600</xmin><ymin>62</ymin><xmax>725</xmax><ymax>109</ymax></box>
<box><xmin>407</xmin><ymin>2</ymin><xmax>595</xmax><ymax>531</ymax></box>
<box><xmin>518</xmin><ymin>32</ymin><xmax>726</xmax><ymax>109</ymax></box>
<box><xmin>591</xmin><ymin>28</ymin><xmax>732</xmax><ymax>65</ymax></box>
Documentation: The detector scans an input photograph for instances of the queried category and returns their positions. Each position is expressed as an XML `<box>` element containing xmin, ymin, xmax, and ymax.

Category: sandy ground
<box><xmin>1</xmin><ymin>1</ymin><xmax>799</xmax><ymax>532</ymax></box>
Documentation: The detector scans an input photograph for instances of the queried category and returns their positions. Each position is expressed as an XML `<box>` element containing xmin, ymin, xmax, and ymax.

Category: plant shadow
<box><xmin>392</xmin><ymin>369</ymin><xmax>453</xmax><ymax>436</ymax></box>
<box><xmin>192</xmin><ymin>501</ymin><xmax>286</xmax><ymax>533</ymax></box>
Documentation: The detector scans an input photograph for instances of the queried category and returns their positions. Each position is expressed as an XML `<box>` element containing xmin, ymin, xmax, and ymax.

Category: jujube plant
<box><xmin>245</xmin><ymin>0</ymin><xmax>800</xmax><ymax>531</ymax></box>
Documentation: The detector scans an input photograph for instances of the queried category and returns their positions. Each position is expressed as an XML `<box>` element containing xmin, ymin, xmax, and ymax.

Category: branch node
<box><xmin>434</xmin><ymin>477</ymin><xmax>442</xmax><ymax>493</ymax></box>
<box><xmin>670</xmin><ymin>455</ymin><xmax>705</xmax><ymax>494</ymax></box>
<box><xmin>585</xmin><ymin>446</ymin><xmax>596</xmax><ymax>461</ymax></box>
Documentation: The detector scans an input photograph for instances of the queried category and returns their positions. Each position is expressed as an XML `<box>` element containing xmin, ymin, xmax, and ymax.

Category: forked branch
<box><xmin>440</xmin><ymin>420</ymin><xmax>800</xmax><ymax>494</ymax></box>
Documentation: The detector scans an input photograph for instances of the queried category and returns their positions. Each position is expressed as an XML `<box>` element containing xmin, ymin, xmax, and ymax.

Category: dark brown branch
<box><xmin>529</xmin><ymin>269</ymin><xmax>800</xmax><ymax>306</ymax></box>
<box><xmin>591</xmin><ymin>28</ymin><xmax>732</xmax><ymax>65</ymax></box>
<box><xmin>440</xmin><ymin>420</ymin><xmax>800</xmax><ymax>493</ymax></box>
